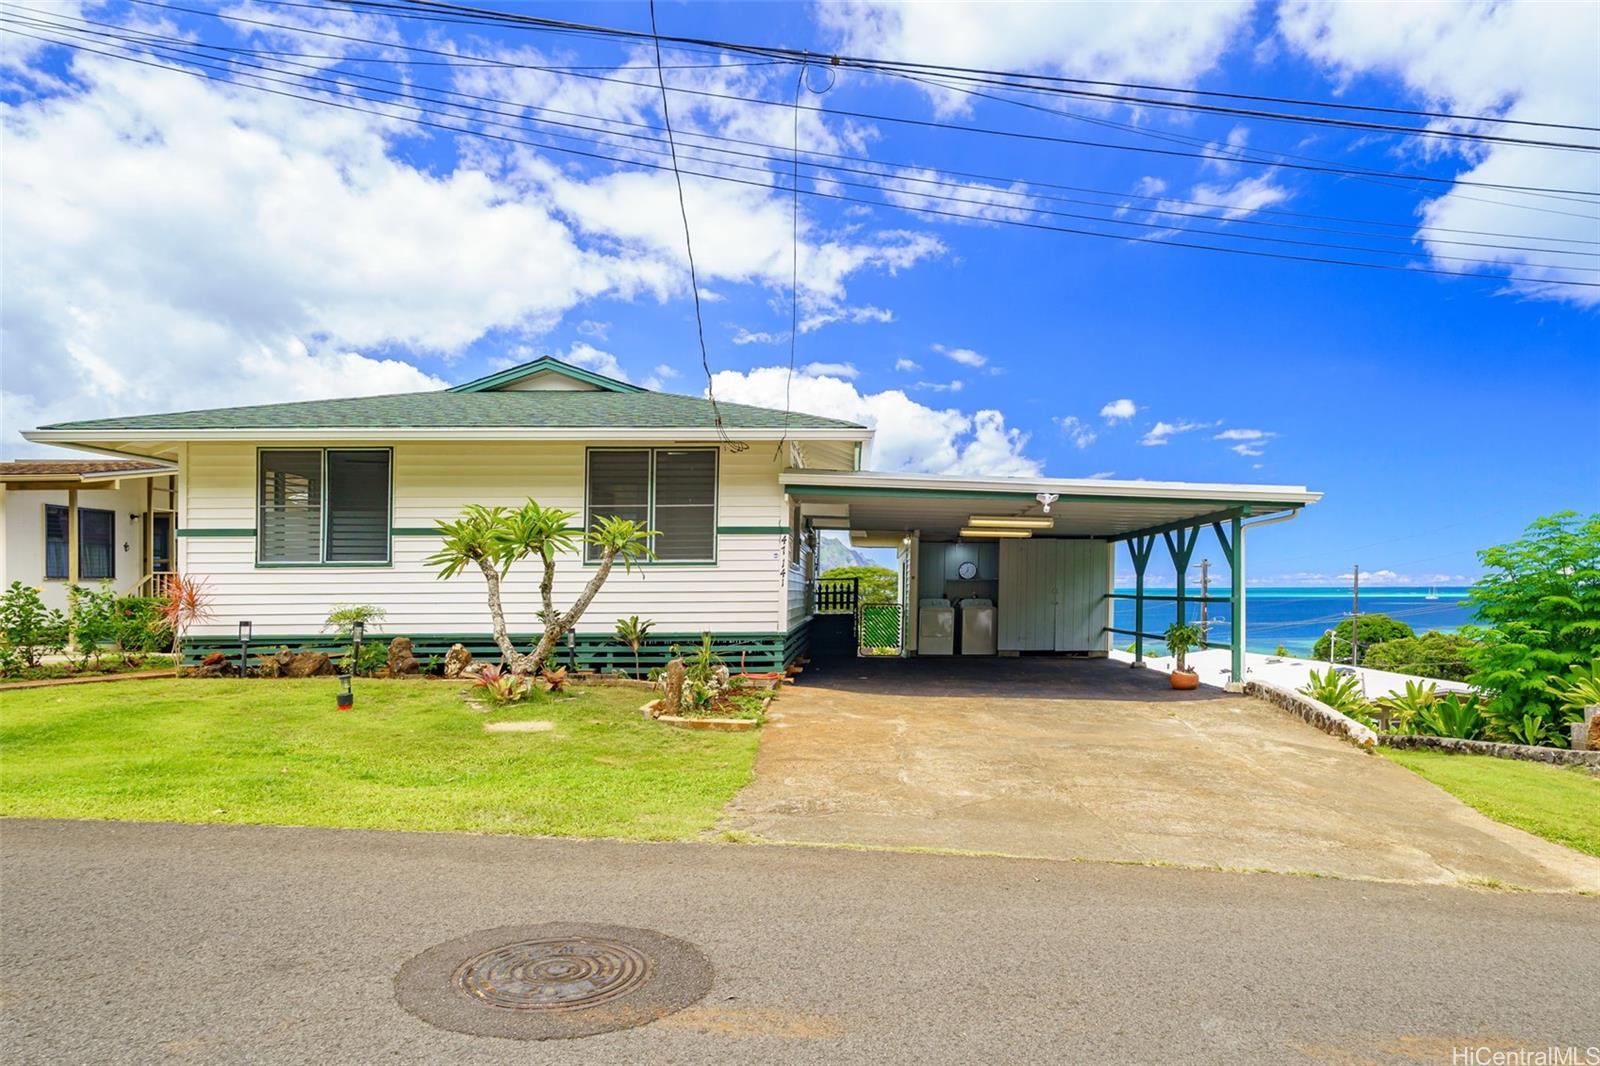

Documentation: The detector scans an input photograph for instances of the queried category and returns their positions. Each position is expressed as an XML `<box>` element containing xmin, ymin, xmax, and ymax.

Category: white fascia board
<box><xmin>25</xmin><ymin>426</ymin><xmax>874</xmax><ymax>444</ymax></box>
<box><xmin>779</xmin><ymin>470</ymin><xmax>1322</xmax><ymax>506</ymax></box>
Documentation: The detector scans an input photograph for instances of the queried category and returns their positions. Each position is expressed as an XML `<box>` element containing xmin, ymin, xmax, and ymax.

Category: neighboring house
<box><xmin>21</xmin><ymin>357</ymin><xmax>1319</xmax><ymax>681</ymax></box>
<box><xmin>0</xmin><ymin>459</ymin><xmax>178</xmax><ymax>612</ymax></box>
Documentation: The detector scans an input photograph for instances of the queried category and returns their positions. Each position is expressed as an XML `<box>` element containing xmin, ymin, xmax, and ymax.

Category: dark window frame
<box><xmin>584</xmin><ymin>446</ymin><xmax>719</xmax><ymax>565</ymax></box>
<box><xmin>256</xmin><ymin>447</ymin><xmax>393</xmax><ymax>567</ymax></box>
<box><xmin>43</xmin><ymin>504</ymin><xmax>117</xmax><ymax>581</ymax></box>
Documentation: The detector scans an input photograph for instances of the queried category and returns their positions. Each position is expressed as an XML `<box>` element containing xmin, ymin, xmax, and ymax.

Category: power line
<box><xmin>10</xmin><ymin>22</ymin><xmax>1598</xmax><ymax>290</ymax></box>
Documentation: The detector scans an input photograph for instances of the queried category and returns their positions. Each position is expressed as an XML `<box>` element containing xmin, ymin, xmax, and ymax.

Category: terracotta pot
<box><xmin>1170</xmin><ymin>669</ymin><xmax>1200</xmax><ymax>691</ymax></box>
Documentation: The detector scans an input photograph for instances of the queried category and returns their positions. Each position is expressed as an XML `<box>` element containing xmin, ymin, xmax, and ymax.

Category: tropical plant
<box><xmin>66</xmin><ymin>583</ymin><xmax>120</xmax><ymax>669</ymax></box>
<box><xmin>819</xmin><ymin>564</ymin><xmax>897</xmax><ymax>605</ymax></box>
<box><xmin>0</xmin><ymin>581</ymin><xmax>70</xmax><ymax>672</ymax></box>
<box><xmin>471</xmin><ymin>664</ymin><xmax>532</xmax><ymax>703</ymax></box>
<box><xmin>1462</xmin><ymin>512</ymin><xmax>1600</xmax><ymax>735</ymax></box>
<box><xmin>113</xmin><ymin>595</ymin><xmax>171</xmax><ymax>656</ymax></box>
<box><xmin>1542</xmin><ymin>661</ymin><xmax>1600</xmax><ymax>716</ymax></box>
<box><xmin>1408</xmin><ymin>693</ymin><xmax>1487</xmax><ymax>740</ymax></box>
<box><xmin>1274</xmin><ymin>644</ymin><xmax>1290</xmax><ymax>657</ymax></box>
<box><xmin>613</xmin><ymin>615</ymin><xmax>654</xmax><ymax>679</ymax></box>
<box><xmin>160</xmin><ymin>573</ymin><xmax>216</xmax><ymax>677</ymax></box>
<box><xmin>322</xmin><ymin>603</ymin><xmax>387</xmax><ymax>635</ymax></box>
<box><xmin>681</xmin><ymin>632</ymin><xmax>724</xmax><ymax>685</ymax></box>
<box><xmin>427</xmin><ymin>500</ymin><xmax>654</xmax><ymax>676</ymax></box>
<box><xmin>1361</xmin><ymin>631</ymin><xmax>1479</xmax><ymax>682</ymax></box>
<box><xmin>1163</xmin><ymin>621</ymin><xmax>1202</xmax><ymax>674</ymax></box>
<box><xmin>1374</xmin><ymin>679</ymin><xmax>1439</xmax><ymax>731</ymax></box>
<box><xmin>1497</xmin><ymin>712</ymin><xmax>1553</xmax><ymax>747</ymax></box>
<box><xmin>1311</xmin><ymin>614</ymin><xmax>1415</xmax><ymax>664</ymax></box>
<box><xmin>337</xmin><ymin>642</ymin><xmax>388</xmax><ymax>677</ymax></box>
<box><xmin>1300</xmin><ymin>668</ymin><xmax>1368</xmax><ymax>716</ymax></box>
<box><xmin>541</xmin><ymin>666</ymin><xmax>569</xmax><ymax>693</ymax></box>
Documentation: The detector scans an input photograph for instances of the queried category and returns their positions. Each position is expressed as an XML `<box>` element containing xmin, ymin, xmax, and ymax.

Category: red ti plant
<box><xmin>160</xmin><ymin>573</ymin><xmax>215</xmax><ymax>677</ymax></box>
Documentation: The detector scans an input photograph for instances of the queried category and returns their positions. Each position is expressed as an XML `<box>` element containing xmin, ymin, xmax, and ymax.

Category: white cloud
<box><xmin>1055</xmin><ymin>416</ymin><xmax>1098</xmax><ymax>449</ymax></box>
<box><xmin>1100</xmin><ymin>398</ymin><xmax>1138</xmax><ymax>422</ymax></box>
<box><xmin>933</xmin><ymin>343</ymin><xmax>987</xmax><ymax>368</ymax></box>
<box><xmin>819</xmin><ymin>1</ymin><xmax>1255</xmax><ymax>115</ymax></box>
<box><xmin>801</xmin><ymin>361</ymin><xmax>859</xmax><ymax>379</ymax></box>
<box><xmin>1086</xmin><ymin>471</ymin><xmax>1117</xmax><ymax>480</ymax></box>
<box><xmin>561</xmin><ymin>342</ymin><xmax>629</xmax><ymax>381</ymax></box>
<box><xmin>1229</xmin><ymin>444</ymin><xmax>1264</xmax><ymax>457</ymax></box>
<box><xmin>730</xmin><ymin>328</ymin><xmax>784</xmax><ymax>346</ymax></box>
<box><xmin>894</xmin><ymin>358</ymin><xmax>922</xmax><ymax>372</ymax></box>
<box><xmin>916</xmin><ymin>380</ymin><xmax>965</xmax><ymax>393</ymax></box>
<box><xmin>799</xmin><ymin>304</ymin><xmax>894</xmax><ymax>333</ymax></box>
<box><xmin>1277</xmin><ymin>1</ymin><xmax>1600</xmax><ymax>305</ymax></box>
<box><xmin>1214</xmin><ymin>428</ymin><xmax>1275</xmax><ymax>441</ymax></box>
<box><xmin>710</xmin><ymin>366</ymin><xmax>1040</xmax><ymax>476</ymax></box>
<box><xmin>576</xmin><ymin>319</ymin><xmax>610</xmax><ymax>341</ymax></box>
<box><xmin>1139</xmin><ymin>419</ymin><xmax>1218</xmax><ymax>446</ymax></box>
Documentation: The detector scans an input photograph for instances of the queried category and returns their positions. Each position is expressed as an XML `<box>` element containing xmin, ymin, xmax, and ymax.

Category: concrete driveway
<box><xmin>723</xmin><ymin>657</ymin><xmax>1600</xmax><ymax>891</ymax></box>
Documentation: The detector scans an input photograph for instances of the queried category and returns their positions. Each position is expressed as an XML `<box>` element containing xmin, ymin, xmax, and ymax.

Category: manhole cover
<box><xmin>395</xmin><ymin>923</ymin><xmax>712</xmax><ymax>1040</ymax></box>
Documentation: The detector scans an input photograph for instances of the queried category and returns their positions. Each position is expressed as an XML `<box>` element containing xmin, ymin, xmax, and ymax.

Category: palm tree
<box><xmin>614</xmin><ymin>615</ymin><xmax>654</xmax><ymax>679</ymax></box>
<box><xmin>427</xmin><ymin>500</ymin><xmax>653</xmax><ymax>675</ymax></box>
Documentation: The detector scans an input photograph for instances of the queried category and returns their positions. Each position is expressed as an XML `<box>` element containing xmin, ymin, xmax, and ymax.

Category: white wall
<box><xmin>1</xmin><ymin>483</ymin><xmax>151</xmax><ymax>611</ymax></box>
<box><xmin>177</xmin><ymin>439</ymin><xmax>830</xmax><ymax>638</ymax></box>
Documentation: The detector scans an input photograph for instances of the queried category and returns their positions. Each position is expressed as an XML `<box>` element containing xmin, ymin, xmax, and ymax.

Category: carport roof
<box><xmin>780</xmin><ymin>471</ymin><xmax>1321</xmax><ymax>541</ymax></box>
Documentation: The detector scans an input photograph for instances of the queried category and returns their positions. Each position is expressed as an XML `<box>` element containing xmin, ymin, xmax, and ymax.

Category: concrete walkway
<box><xmin>3</xmin><ymin>819</ymin><xmax>1596</xmax><ymax>1065</ymax></box>
<box><xmin>724</xmin><ymin>657</ymin><xmax>1600</xmax><ymax>890</ymax></box>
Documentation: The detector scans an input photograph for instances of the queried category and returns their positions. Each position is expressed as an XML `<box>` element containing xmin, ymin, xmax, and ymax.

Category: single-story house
<box><xmin>19</xmin><ymin>357</ymin><xmax>1320</xmax><ymax>681</ymax></box>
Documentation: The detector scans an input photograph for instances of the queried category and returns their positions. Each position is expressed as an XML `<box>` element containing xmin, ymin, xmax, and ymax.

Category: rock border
<box><xmin>1244</xmin><ymin>679</ymin><xmax>1378</xmax><ymax>749</ymax></box>
<box><xmin>1378</xmin><ymin>733</ymin><xmax>1600</xmax><ymax>768</ymax></box>
<box><xmin>637</xmin><ymin>699</ymin><xmax>761</xmax><ymax>731</ymax></box>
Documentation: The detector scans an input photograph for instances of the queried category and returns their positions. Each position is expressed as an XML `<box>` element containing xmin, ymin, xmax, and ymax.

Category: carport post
<box><xmin>1162</xmin><ymin>527</ymin><xmax>1200</xmax><ymax>630</ymax></box>
<box><xmin>1128</xmin><ymin>536</ymin><xmax>1155</xmax><ymax>666</ymax></box>
<box><xmin>1212</xmin><ymin>517</ymin><xmax>1244</xmax><ymax>690</ymax></box>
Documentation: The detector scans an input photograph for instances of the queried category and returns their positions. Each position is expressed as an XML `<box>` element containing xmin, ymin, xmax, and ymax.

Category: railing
<box><xmin>137</xmin><ymin>571</ymin><xmax>175</xmax><ymax>598</ymax></box>
<box><xmin>860</xmin><ymin>602</ymin><xmax>903</xmax><ymax>653</ymax></box>
<box><xmin>815</xmin><ymin>577</ymin><xmax>860</xmax><ymax>615</ymax></box>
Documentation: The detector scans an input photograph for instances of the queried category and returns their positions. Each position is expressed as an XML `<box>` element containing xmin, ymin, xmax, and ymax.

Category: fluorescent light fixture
<box><xmin>968</xmin><ymin>515</ymin><xmax>1054</xmax><ymax>529</ymax></box>
<box><xmin>959</xmin><ymin>526</ymin><xmax>1033</xmax><ymax>538</ymax></box>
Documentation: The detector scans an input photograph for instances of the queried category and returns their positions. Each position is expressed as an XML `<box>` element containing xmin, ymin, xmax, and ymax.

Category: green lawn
<box><xmin>0</xmin><ymin>678</ymin><xmax>758</xmax><ymax>840</ymax></box>
<box><xmin>1382</xmin><ymin>749</ymin><xmax>1600</xmax><ymax>858</ymax></box>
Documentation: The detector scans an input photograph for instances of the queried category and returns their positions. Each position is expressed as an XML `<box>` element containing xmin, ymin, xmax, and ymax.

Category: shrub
<box><xmin>1362</xmin><ymin>631</ymin><xmax>1478</xmax><ymax>681</ymax></box>
<box><xmin>1374</xmin><ymin>679</ymin><xmax>1439</xmax><ymax>732</ymax></box>
<box><xmin>0</xmin><ymin>581</ymin><xmax>70</xmax><ymax>673</ymax></box>
<box><xmin>324</xmin><ymin>604</ymin><xmax>386</xmax><ymax>635</ymax></box>
<box><xmin>67</xmin><ymin>583</ymin><xmax>121</xmax><ymax>669</ymax></box>
<box><xmin>1163</xmin><ymin>621</ymin><xmax>1202</xmax><ymax>674</ymax></box>
<box><xmin>613</xmin><ymin>615</ymin><xmax>654</xmax><ymax>679</ymax></box>
<box><xmin>1300</xmin><ymin>668</ymin><xmax>1369</xmax><ymax>717</ymax></box>
<box><xmin>1407</xmin><ymin>693</ymin><xmax>1487</xmax><ymax>740</ymax></box>
<box><xmin>819</xmin><ymin>564</ymin><xmax>897</xmax><ymax>605</ymax></box>
<box><xmin>337</xmin><ymin>642</ymin><xmax>388</xmax><ymax>677</ymax></box>
<box><xmin>113</xmin><ymin>595</ymin><xmax>172</xmax><ymax>655</ymax></box>
<box><xmin>1543</xmin><ymin>662</ymin><xmax>1600</xmax><ymax>716</ymax></box>
<box><xmin>471</xmin><ymin>664</ymin><xmax>533</xmax><ymax>703</ymax></box>
<box><xmin>1311</xmin><ymin>614</ymin><xmax>1414</xmax><ymax>664</ymax></box>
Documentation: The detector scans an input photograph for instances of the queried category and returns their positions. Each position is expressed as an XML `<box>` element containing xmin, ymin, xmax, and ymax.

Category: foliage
<box><xmin>541</xmin><ymin>666</ymin><xmax>569</xmax><ymax>693</ymax></box>
<box><xmin>1382</xmin><ymin>750</ymin><xmax>1600</xmax><ymax>858</ymax></box>
<box><xmin>819</xmin><ymin>564</ymin><xmax>897</xmax><ymax>605</ymax></box>
<box><xmin>1407</xmin><ymin>693</ymin><xmax>1487</xmax><ymax>740</ymax></box>
<box><xmin>1541</xmin><ymin>661</ymin><xmax>1600</xmax><ymax>717</ymax></box>
<box><xmin>613</xmin><ymin>615</ymin><xmax>654</xmax><ymax>679</ymax></box>
<box><xmin>1361</xmin><ymin>631</ymin><xmax>1478</xmax><ymax>681</ymax></box>
<box><xmin>1311</xmin><ymin>613</ymin><xmax>1414</xmax><ymax>664</ymax></box>
<box><xmin>427</xmin><ymin>500</ymin><xmax>653</xmax><ymax>675</ymax></box>
<box><xmin>160</xmin><ymin>573</ymin><xmax>216</xmax><ymax>677</ymax></box>
<box><xmin>0</xmin><ymin>581</ymin><xmax>70</xmax><ymax>674</ymax></box>
<box><xmin>322</xmin><ymin>604</ymin><xmax>387</xmax><ymax>635</ymax></box>
<box><xmin>1374</xmin><ymin>680</ymin><xmax>1438</xmax><ymax>731</ymax></box>
<box><xmin>1462</xmin><ymin>512</ymin><xmax>1600</xmax><ymax>738</ymax></box>
<box><xmin>113</xmin><ymin>596</ymin><xmax>172</xmax><ymax>655</ymax></box>
<box><xmin>67</xmin><ymin>584</ymin><xmax>121</xmax><ymax>669</ymax></box>
<box><xmin>1273</xmin><ymin>644</ymin><xmax>1290</xmax><ymax>657</ymax></box>
<box><xmin>1162</xmin><ymin>621</ymin><xmax>1203</xmax><ymax>673</ymax></box>
<box><xmin>680</xmin><ymin>632</ymin><xmax>725</xmax><ymax>686</ymax></box>
<box><xmin>0</xmin><ymin>679</ymin><xmax>759</xmax><ymax>841</ymax></box>
<box><xmin>337</xmin><ymin>642</ymin><xmax>389</xmax><ymax>678</ymax></box>
<box><xmin>1299</xmin><ymin>668</ymin><xmax>1369</xmax><ymax>716</ymax></box>
<box><xmin>471</xmin><ymin>664</ymin><xmax>533</xmax><ymax>703</ymax></box>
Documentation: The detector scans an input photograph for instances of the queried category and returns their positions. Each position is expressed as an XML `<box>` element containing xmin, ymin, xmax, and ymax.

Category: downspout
<box><xmin>1235</xmin><ymin>508</ymin><xmax>1302</xmax><ymax>683</ymax></box>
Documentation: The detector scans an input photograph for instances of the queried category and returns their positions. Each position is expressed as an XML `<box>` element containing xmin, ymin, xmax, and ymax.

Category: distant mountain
<box><xmin>818</xmin><ymin>534</ymin><xmax>871</xmax><ymax>572</ymax></box>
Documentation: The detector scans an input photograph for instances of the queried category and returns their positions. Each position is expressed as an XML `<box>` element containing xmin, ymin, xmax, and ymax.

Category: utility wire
<box><xmin>10</xmin><ymin>22</ymin><xmax>1598</xmax><ymax>290</ymax></box>
<box><xmin>645</xmin><ymin>0</ymin><xmax>739</xmax><ymax>450</ymax></box>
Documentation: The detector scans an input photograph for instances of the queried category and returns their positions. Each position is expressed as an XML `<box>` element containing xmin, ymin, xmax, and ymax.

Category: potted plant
<box><xmin>1163</xmin><ymin>621</ymin><xmax>1202</xmax><ymax>690</ymax></box>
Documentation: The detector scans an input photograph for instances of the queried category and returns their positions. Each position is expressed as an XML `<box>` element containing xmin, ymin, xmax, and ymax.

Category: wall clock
<box><xmin>958</xmin><ymin>560</ymin><xmax>978</xmax><ymax>580</ymax></box>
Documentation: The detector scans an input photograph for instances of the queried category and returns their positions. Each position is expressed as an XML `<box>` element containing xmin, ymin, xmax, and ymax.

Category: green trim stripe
<box><xmin>448</xmin><ymin>356</ymin><xmax>646</xmax><ymax>394</ymax></box>
<box><xmin>391</xmin><ymin>527</ymin><xmax>438</xmax><ymax>537</ymax></box>
<box><xmin>177</xmin><ymin>528</ymin><xmax>256</xmax><ymax>537</ymax></box>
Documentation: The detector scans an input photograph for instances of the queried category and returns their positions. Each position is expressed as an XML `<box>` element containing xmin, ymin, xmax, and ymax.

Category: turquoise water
<box><xmin>1111</xmin><ymin>587</ymin><xmax>1475</xmax><ymax>656</ymax></box>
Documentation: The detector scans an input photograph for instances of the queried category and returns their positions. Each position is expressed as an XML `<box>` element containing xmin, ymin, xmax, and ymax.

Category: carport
<box><xmin>783</xmin><ymin>471</ymin><xmax>1322</xmax><ymax>687</ymax></box>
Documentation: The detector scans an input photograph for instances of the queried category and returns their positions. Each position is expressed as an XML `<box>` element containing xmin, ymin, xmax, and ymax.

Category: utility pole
<box><xmin>1198</xmin><ymin>558</ymin><xmax>1211</xmax><ymax>648</ymax></box>
<box><xmin>1351</xmin><ymin>564</ymin><xmax>1361</xmax><ymax>667</ymax></box>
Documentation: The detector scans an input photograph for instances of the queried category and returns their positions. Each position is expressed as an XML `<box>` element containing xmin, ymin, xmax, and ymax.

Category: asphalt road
<box><xmin>2</xmin><ymin>819</ymin><xmax>1596</xmax><ymax>1065</ymax></box>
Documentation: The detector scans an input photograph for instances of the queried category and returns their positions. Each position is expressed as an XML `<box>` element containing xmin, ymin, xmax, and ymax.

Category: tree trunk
<box><xmin>477</xmin><ymin>557</ymin><xmax>534</xmax><ymax>674</ymax></box>
<box><xmin>527</xmin><ymin>547</ymin><xmax>620</xmax><ymax>674</ymax></box>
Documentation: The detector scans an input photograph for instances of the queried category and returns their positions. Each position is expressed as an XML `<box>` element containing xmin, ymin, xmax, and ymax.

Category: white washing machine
<box><xmin>958</xmin><ymin>597</ymin><xmax>997</xmax><ymax>656</ymax></box>
<box><xmin>918</xmin><ymin>598</ymin><xmax>955</xmax><ymax>656</ymax></box>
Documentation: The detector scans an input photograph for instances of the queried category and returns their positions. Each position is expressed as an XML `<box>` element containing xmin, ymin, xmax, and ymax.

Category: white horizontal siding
<box><xmin>179</xmin><ymin>440</ymin><xmax>790</xmax><ymax>636</ymax></box>
<box><xmin>786</xmin><ymin>564</ymin><xmax>809</xmax><ymax>630</ymax></box>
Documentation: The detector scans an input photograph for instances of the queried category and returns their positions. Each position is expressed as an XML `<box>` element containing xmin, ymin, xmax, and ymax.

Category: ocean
<box><xmin>1110</xmin><ymin>587</ymin><xmax>1476</xmax><ymax>656</ymax></box>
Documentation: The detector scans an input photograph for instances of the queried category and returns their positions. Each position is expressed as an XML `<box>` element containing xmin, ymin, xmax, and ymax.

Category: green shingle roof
<box><xmin>40</xmin><ymin>390</ymin><xmax>865</xmax><ymax>432</ymax></box>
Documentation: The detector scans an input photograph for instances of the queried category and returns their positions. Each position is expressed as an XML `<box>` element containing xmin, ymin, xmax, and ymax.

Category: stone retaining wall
<box><xmin>1378</xmin><ymin>734</ymin><xmax>1600</xmax><ymax>768</ymax></box>
<box><xmin>1245</xmin><ymin>680</ymin><xmax>1378</xmax><ymax>749</ymax></box>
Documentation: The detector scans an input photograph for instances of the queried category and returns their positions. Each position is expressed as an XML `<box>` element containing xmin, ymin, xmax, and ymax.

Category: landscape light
<box><xmin>337</xmin><ymin>673</ymin><xmax>354</xmax><ymax>711</ymax></box>
<box><xmin>237</xmin><ymin>620</ymin><xmax>252</xmax><ymax>643</ymax></box>
<box><xmin>958</xmin><ymin>527</ymin><xmax>1033</xmax><ymax>539</ymax></box>
<box><xmin>351</xmin><ymin>620</ymin><xmax>365</xmax><ymax>646</ymax></box>
<box><xmin>967</xmin><ymin>516</ymin><xmax>1054</xmax><ymax>529</ymax></box>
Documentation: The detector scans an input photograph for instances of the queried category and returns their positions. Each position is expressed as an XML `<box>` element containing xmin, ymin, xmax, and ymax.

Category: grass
<box><xmin>1381</xmin><ymin>749</ymin><xmax>1600</xmax><ymax>858</ymax></box>
<box><xmin>1</xmin><ymin>656</ymin><xmax>175</xmax><ymax>683</ymax></box>
<box><xmin>0</xmin><ymin>678</ymin><xmax>759</xmax><ymax>840</ymax></box>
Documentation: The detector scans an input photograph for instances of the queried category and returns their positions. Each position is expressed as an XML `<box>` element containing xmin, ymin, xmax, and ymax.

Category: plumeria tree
<box><xmin>427</xmin><ymin>500</ymin><xmax>654</xmax><ymax>675</ymax></box>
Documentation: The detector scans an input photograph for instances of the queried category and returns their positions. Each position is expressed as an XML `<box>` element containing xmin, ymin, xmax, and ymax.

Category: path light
<box><xmin>337</xmin><ymin>673</ymin><xmax>354</xmax><ymax>711</ymax></box>
<box><xmin>238</xmin><ymin>620</ymin><xmax>252</xmax><ymax>677</ymax></box>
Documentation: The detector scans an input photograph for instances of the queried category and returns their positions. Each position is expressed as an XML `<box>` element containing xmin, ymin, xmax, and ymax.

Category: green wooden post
<box><xmin>1213</xmin><ymin>518</ymin><xmax>1244</xmax><ymax>687</ymax></box>
<box><xmin>1163</xmin><ymin>528</ymin><xmax>1198</xmax><ymax>632</ymax></box>
<box><xmin>1129</xmin><ymin>536</ymin><xmax>1154</xmax><ymax>665</ymax></box>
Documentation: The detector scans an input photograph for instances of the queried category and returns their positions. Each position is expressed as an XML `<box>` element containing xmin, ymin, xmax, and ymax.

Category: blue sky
<box><xmin>2</xmin><ymin>0</ymin><xmax>1596</xmax><ymax>586</ymax></box>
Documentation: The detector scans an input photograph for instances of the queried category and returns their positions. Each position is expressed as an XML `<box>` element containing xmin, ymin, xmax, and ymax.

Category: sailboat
<box><xmin>1424</xmin><ymin>585</ymin><xmax>1439</xmax><ymax>601</ymax></box>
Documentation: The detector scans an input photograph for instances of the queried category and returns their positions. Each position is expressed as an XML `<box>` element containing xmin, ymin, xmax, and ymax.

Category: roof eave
<box><xmin>25</xmin><ymin>425</ymin><xmax>874</xmax><ymax>444</ymax></box>
<box><xmin>780</xmin><ymin>470</ymin><xmax>1321</xmax><ymax>507</ymax></box>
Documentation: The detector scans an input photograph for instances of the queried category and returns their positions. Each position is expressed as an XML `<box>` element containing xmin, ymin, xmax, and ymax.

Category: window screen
<box><xmin>586</xmin><ymin>450</ymin><xmax>651</xmax><ymax>562</ymax></box>
<box><xmin>259</xmin><ymin>450</ymin><xmax>323</xmax><ymax>563</ymax></box>
<box><xmin>652</xmin><ymin>450</ymin><xmax>716</xmax><ymax>561</ymax></box>
<box><xmin>44</xmin><ymin>505</ymin><xmax>68</xmax><ymax>579</ymax></box>
<box><xmin>78</xmin><ymin>508</ymin><xmax>115</xmax><ymax>580</ymax></box>
<box><xmin>325</xmin><ymin>450</ymin><xmax>390</xmax><ymax>562</ymax></box>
